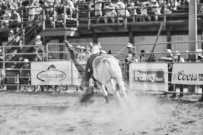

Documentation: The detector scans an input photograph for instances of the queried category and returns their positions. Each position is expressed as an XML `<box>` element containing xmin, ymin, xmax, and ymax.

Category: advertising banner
<box><xmin>129</xmin><ymin>63</ymin><xmax>168</xmax><ymax>91</ymax></box>
<box><xmin>31</xmin><ymin>61</ymin><xmax>71</xmax><ymax>85</ymax></box>
<box><xmin>172</xmin><ymin>63</ymin><xmax>203</xmax><ymax>85</ymax></box>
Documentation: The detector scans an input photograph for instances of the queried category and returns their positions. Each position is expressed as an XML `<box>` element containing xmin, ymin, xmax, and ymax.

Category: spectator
<box><xmin>163</xmin><ymin>3</ymin><xmax>172</xmax><ymax>14</ymax></box>
<box><xmin>34</xmin><ymin>35</ymin><xmax>44</xmax><ymax>54</ymax></box>
<box><xmin>89</xmin><ymin>0</ymin><xmax>103</xmax><ymax>23</ymax></box>
<box><xmin>140</xmin><ymin>2</ymin><xmax>151</xmax><ymax>22</ymax></box>
<box><xmin>149</xmin><ymin>0</ymin><xmax>161</xmax><ymax>21</ymax></box>
<box><xmin>127</xmin><ymin>2</ymin><xmax>137</xmax><ymax>17</ymax></box>
<box><xmin>75</xmin><ymin>45</ymin><xmax>82</xmax><ymax>59</ymax></box>
<box><xmin>196</xmin><ymin>49</ymin><xmax>203</xmax><ymax>102</ymax></box>
<box><xmin>22</xmin><ymin>0</ymin><xmax>29</xmax><ymax>7</ymax></box>
<box><xmin>77</xmin><ymin>45</ymin><xmax>86</xmax><ymax>61</ymax></box>
<box><xmin>103</xmin><ymin>1</ymin><xmax>117</xmax><ymax>24</ymax></box>
<box><xmin>63</xmin><ymin>0</ymin><xmax>75</xmax><ymax>19</ymax></box>
<box><xmin>160</xmin><ymin>49</ymin><xmax>174</xmax><ymax>92</ymax></box>
<box><xmin>8</xmin><ymin>30</ymin><xmax>15</xmax><ymax>44</ymax></box>
<box><xmin>0</xmin><ymin>47</ymin><xmax>3</xmax><ymax>62</ymax></box>
<box><xmin>116</xmin><ymin>0</ymin><xmax>130</xmax><ymax>22</ymax></box>
<box><xmin>171</xmin><ymin>0</ymin><xmax>180</xmax><ymax>11</ymax></box>
<box><xmin>126</xmin><ymin>43</ymin><xmax>137</xmax><ymax>60</ymax></box>
<box><xmin>1</xmin><ymin>9</ymin><xmax>11</xmax><ymax>28</ymax></box>
<box><xmin>35</xmin><ymin>1</ymin><xmax>43</xmax><ymax>22</ymax></box>
<box><xmin>10</xmin><ymin>0</ymin><xmax>19</xmax><ymax>10</ymax></box>
<box><xmin>19</xmin><ymin>58</ymin><xmax>31</xmax><ymax>92</ymax></box>
<box><xmin>32</xmin><ymin>49</ymin><xmax>43</xmax><ymax>92</ymax></box>
<box><xmin>27</xmin><ymin>0</ymin><xmax>36</xmax><ymax>26</ymax></box>
<box><xmin>125</xmin><ymin>43</ymin><xmax>137</xmax><ymax>79</ymax></box>
<box><xmin>46</xmin><ymin>7</ymin><xmax>57</xmax><ymax>27</ymax></box>
<box><xmin>170</xmin><ymin>51</ymin><xmax>185</xmax><ymax>98</ymax></box>
<box><xmin>33</xmin><ymin>48</ymin><xmax>43</xmax><ymax>61</ymax></box>
<box><xmin>139</xmin><ymin>49</ymin><xmax>149</xmax><ymax>62</ymax></box>
<box><xmin>13</xmin><ymin>27</ymin><xmax>22</xmax><ymax>46</ymax></box>
<box><xmin>160</xmin><ymin>49</ymin><xmax>173</xmax><ymax>61</ymax></box>
<box><xmin>84</xmin><ymin>45</ymin><xmax>91</xmax><ymax>61</ymax></box>
<box><xmin>0</xmin><ymin>68</ymin><xmax>6</xmax><ymax>91</ymax></box>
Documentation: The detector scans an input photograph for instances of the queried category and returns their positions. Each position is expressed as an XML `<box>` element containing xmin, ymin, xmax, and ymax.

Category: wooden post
<box><xmin>167</xmin><ymin>27</ymin><xmax>171</xmax><ymax>49</ymax></box>
<box><xmin>64</xmin><ymin>6</ymin><xmax>67</xmax><ymax>29</ymax></box>
<box><xmin>201</xmin><ymin>30</ymin><xmax>203</xmax><ymax>49</ymax></box>
<box><xmin>189</xmin><ymin>0</ymin><xmax>197</xmax><ymax>61</ymax></box>
<box><xmin>129</xmin><ymin>30</ymin><xmax>134</xmax><ymax>44</ymax></box>
<box><xmin>88</xmin><ymin>3</ymin><xmax>91</xmax><ymax>30</ymax></box>
<box><xmin>76</xmin><ymin>5</ymin><xmax>79</xmax><ymax>27</ymax></box>
<box><xmin>42</xmin><ymin>7</ymin><xmax>45</xmax><ymax>30</ymax></box>
<box><xmin>188</xmin><ymin>0</ymin><xmax>197</xmax><ymax>95</ymax></box>
<box><xmin>92</xmin><ymin>30</ymin><xmax>97</xmax><ymax>43</ymax></box>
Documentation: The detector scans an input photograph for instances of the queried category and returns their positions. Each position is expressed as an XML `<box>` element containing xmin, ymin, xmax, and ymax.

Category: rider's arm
<box><xmin>64</xmin><ymin>40</ymin><xmax>77</xmax><ymax>59</ymax></box>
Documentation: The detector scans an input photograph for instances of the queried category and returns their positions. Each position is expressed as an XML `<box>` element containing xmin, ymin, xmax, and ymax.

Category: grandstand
<box><xmin>0</xmin><ymin>0</ymin><xmax>203</xmax><ymax>91</ymax></box>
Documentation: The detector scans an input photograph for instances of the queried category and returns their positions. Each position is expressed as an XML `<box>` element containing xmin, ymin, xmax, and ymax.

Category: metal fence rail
<box><xmin>0</xmin><ymin>41</ymin><xmax>203</xmax><ymax>96</ymax></box>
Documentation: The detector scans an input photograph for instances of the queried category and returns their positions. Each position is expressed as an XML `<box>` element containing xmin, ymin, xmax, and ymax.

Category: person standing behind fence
<box><xmin>77</xmin><ymin>46</ymin><xmax>86</xmax><ymax>61</ymax></box>
<box><xmin>19</xmin><ymin>59</ymin><xmax>31</xmax><ymax>92</ymax></box>
<box><xmin>84</xmin><ymin>45</ymin><xmax>91</xmax><ymax>61</ymax></box>
<box><xmin>170</xmin><ymin>51</ymin><xmax>185</xmax><ymax>98</ymax></box>
<box><xmin>125</xmin><ymin>43</ymin><xmax>137</xmax><ymax>80</ymax></box>
<box><xmin>160</xmin><ymin>49</ymin><xmax>174</xmax><ymax>92</ymax></box>
<box><xmin>34</xmin><ymin>35</ymin><xmax>44</xmax><ymax>53</ymax></box>
<box><xmin>196</xmin><ymin>49</ymin><xmax>203</xmax><ymax>102</ymax></box>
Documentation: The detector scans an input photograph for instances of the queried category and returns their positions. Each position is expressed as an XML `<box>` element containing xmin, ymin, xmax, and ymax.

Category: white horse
<box><xmin>92</xmin><ymin>54</ymin><xmax>128</xmax><ymax>103</ymax></box>
<box><xmin>64</xmin><ymin>40</ymin><xmax>128</xmax><ymax>104</ymax></box>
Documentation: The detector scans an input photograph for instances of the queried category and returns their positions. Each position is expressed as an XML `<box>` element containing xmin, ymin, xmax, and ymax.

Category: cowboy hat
<box><xmin>126</xmin><ymin>43</ymin><xmax>134</xmax><ymax>48</ymax></box>
<box><xmin>36</xmin><ymin>35</ymin><xmax>41</xmax><ymax>40</ymax></box>
<box><xmin>76</xmin><ymin>45</ymin><xmax>81</xmax><ymax>49</ymax></box>
<box><xmin>166</xmin><ymin>49</ymin><xmax>172</xmax><ymax>53</ymax></box>
<box><xmin>175</xmin><ymin>51</ymin><xmax>181</xmax><ymax>56</ymax></box>
<box><xmin>80</xmin><ymin>46</ymin><xmax>85</xmax><ymax>50</ymax></box>
<box><xmin>24</xmin><ymin>59</ymin><xmax>29</xmax><ymax>63</ymax></box>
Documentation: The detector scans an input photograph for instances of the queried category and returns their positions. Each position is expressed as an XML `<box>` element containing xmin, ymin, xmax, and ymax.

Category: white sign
<box><xmin>129</xmin><ymin>63</ymin><xmax>168</xmax><ymax>91</ymax></box>
<box><xmin>31</xmin><ymin>61</ymin><xmax>71</xmax><ymax>85</ymax></box>
<box><xmin>172</xmin><ymin>63</ymin><xmax>203</xmax><ymax>85</ymax></box>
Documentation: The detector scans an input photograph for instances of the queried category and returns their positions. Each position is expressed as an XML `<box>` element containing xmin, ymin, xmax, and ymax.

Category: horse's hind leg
<box><xmin>110</xmin><ymin>79</ymin><xmax>125</xmax><ymax>105</ymax></box>
<box><xmin>97</xmin><ymin>82</ymin><xmax>109</xmax><ymax>103</ymax></box>
<box><xmin>117</xmin><ymin>79</ymin><xmax>128</xmax><ymax>100</ymax></box>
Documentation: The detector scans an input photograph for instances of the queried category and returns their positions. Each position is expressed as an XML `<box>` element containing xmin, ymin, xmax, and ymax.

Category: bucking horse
<box><xmin>64</xmin><ymin>41</ymin><xmax>128</xmax><ymax>105</ymax></box>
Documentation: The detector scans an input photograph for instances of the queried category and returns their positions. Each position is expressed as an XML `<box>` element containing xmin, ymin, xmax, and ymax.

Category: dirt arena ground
<box><xmin>0</xmin><ymin>91</ymin><xmax>203</xmax><ymax>135</ymax></box>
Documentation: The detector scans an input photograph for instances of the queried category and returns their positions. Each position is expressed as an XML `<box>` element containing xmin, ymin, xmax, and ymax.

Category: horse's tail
<box><xmin>102</xmin><ymin>58</ymin><xmax>123</xmax><ymax>81</ymax></box>
<box><xmin>102</xmin><ymin>57</ymin><xmax>128</xmax><ymax>99</ymax></box>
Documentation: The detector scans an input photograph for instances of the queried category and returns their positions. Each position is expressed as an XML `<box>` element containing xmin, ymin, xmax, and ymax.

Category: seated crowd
<box><xmin>0</xmin><ymin>0</ymin><xmax>194</xmax><ymax>30</ymax></box>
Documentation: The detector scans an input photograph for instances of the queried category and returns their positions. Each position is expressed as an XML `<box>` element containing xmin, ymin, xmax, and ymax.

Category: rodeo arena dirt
<box><xmin>1</xmin><ymin>0</ymin><xmax>203</xmax><ymax>134</ymax></box>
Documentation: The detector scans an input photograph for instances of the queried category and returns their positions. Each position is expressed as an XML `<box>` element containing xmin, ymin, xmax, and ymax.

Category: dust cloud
<box><xmin>0</xmin><ymin>92</ymin><xmax>203</xmax><ymax>135</ymax></box>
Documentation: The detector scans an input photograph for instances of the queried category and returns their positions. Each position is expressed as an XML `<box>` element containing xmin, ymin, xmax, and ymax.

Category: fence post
<box><xmin>46</xmin><ymin>43</ymin><xmax>49</xmax><ymax>62</ymax></box>
<box><xmin>42</xmin><ymin>7</ymin><xmax>46</xmax><ymax>30</ymax></box>
<box><xmin>88</xmin><ymin>3</ymin><xmax>91</xmax><ymax>30</ymax></box>
<box><xmin>2</xmin><ymin>45</ymin><xmax>6</xmax><ymax>90</ymax></box>
<box><xmin>64</xmin><ymin>6</ymin><xmax>67</xmax><ymax>29</ymax></box>
<box><xmin>76</xmin><ymin>5</ymin><xmax>79</xmax><ymax>27</ymax></box>
<box><xmin>15</xmin><ymin>73</ymin><xmax>19</xmax><ymax>91</ymax></box>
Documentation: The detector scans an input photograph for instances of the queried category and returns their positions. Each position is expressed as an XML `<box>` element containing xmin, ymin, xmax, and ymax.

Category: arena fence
<box><xmin>0</xmin><ymin>41</ymin><xmax>203</xmax><ymax>96</ymax></box>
